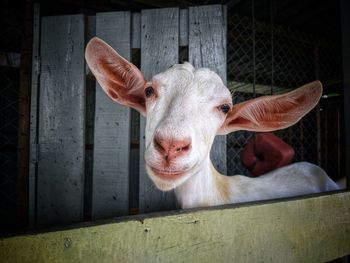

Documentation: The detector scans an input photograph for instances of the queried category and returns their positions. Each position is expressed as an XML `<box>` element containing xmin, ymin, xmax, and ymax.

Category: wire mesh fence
<box><xmin>0</xmin><ymin>67</ymin><xmax>20</xmax><ymax>230</ymax></box>
<box><xmin>226</xmin><ymin>14</ymin><xmax>343</xmax><ymax>179</ymax></box>
<box><xmin>0</xmin><ymin>0</ymin><xmax>22</xmax><ymax>232</ymax></box>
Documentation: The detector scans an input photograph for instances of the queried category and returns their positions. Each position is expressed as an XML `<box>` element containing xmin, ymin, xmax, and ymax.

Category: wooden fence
<box><xmin>29</xmin><ymin>5</ymin><xmax>227</xmax><ymax>228</ymax></box>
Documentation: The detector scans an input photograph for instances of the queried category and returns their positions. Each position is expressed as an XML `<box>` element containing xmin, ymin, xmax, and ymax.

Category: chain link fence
<box><xmin>226</xmin><ymin>14</ymin><xmax>343</xmax><ymax>180</ymax></box>
<box><xmin>0</xmin><ymin>67</ymin><xmax>20</xmax><ymax>231</ymax></box>
<box><xmin>0</xmin><ymin>0</ymin><xmax>22</xmax><ymax>232</ymax></box>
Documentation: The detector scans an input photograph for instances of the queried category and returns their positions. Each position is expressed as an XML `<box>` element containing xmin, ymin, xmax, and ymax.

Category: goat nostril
<box><xmin>154</xmin><ymin>137</ymin><xmax>164</xmax><ymax>153</ymax></box>
<box><xmin>183</xmin><ymin>145</ymin><xmax>190</xmax><ymax>151</ymax></box>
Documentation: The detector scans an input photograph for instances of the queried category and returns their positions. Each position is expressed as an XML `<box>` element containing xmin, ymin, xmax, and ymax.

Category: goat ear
<box><xmin>85</xmin><ymin>37</ymin><xmax>146</xmax><ymax>116</ymax></box>
<box><xmin>218</xmin><ymin>81</ymin><xmax>322</xmax><ymax>134</ymax></box>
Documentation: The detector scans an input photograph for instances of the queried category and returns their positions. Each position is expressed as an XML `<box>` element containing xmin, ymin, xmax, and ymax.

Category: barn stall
<box><xmin>0</xmin><ymin>0</ymin><xmax>349</xmax><ymax>262</ymax></box>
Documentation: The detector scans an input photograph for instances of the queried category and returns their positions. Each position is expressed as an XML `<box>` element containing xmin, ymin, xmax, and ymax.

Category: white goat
<box><xmin>86</xmin><ymin>37</ymin><xmax>340</xmax><ymax>209</ymax></box>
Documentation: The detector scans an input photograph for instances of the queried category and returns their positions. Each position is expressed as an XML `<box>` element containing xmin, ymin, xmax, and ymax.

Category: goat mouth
<box><xmin>148</xmin><ymin>166</ymin><xmax>188</xmax><ymax>179</ymax></box>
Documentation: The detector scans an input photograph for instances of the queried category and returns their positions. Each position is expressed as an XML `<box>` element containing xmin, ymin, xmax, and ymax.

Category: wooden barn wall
<box><xmin>29</xmin><ymin>5</ymin><xmax>227</xmax><ymax>227</ymax></box>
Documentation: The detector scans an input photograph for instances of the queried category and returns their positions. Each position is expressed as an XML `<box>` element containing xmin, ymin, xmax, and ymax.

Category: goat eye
<box><xmin>145</xmin><ymin>86</ymin><xmax>154</xmax><ymax>98</ymax></box>
<box><xmin>219</xmin><ymin>104</ymin><xmax>231</xmax><ymax>114</ymax></box>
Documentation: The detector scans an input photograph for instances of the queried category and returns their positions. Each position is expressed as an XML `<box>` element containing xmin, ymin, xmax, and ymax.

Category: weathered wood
<box><xmin>28</xmin><ymin>3</ymin><xmax>40</xmax><ymax>229</ymax></box>
<box><xmin>132</xmin><ymin>13</ymin><xmax>141</xmax><ymax>49</ymax></box>
<box><xmin>189</xmin><ymin>5</ymin><xmax>227</xmax><ymax>174</ymax></box>
<box><xmin>139</xmin><ymin>8</ymin><xmax>179</xmax><ymax>213</ymax></box>
<box><xmin>84</xmin><ymin>79</ymin><xmax>96</xmax><ymax>221</ymax></box>
<box><xmin>179</xmin><ymin>9</ymin><xmax>188</xmax><ymax>46</ymax></box>
<box><xmin>18</xmin><ymin>0</ymin><xmax>34</xmax><ymax>229</ymax></box>
<box><xmin>85</xmin><ymin>15</ymin><xmax>96</xmax><ymax>77</ymax></box>
<box><xmin>92</xmin><ymin>12</ymin><xmax>131</xmax><ymax>219</ymax></box>
<box><xmin>129</xmin><ymin>147</ymin><xmax>140</xmax><ymax>214</ymax></box>
<box><xmin>1</xmin><ymin>192</ymin><xmax>350</xmax><ymax>263</ymax></box>
<box><xmin>37</xmin><ymin>15</ymin><xmax>85</xmax><ymax>228</ymax></box>
<box><xmin>341</xmin><ymin>0</ymin><xmax>350</xmax><ymax>188</ymax></box>
<box><xmin>129</xmin><ymin>109</ymin><xmax>140</xmax><ymax>214</ymax></box>
<box><xmin>84</xmin><ymin>14</ymin><xmax>96</xmax><ymax>221</ymax></box>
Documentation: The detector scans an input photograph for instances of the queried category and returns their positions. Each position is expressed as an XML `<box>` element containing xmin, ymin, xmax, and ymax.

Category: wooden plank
<box><xmin>85</xmin><ymin>15</ymin><xmax>96</xmax><ymax>77</ymax></box>
<box><xmin>189</xmin><ymin>5</ymin><xmax>227</xmax><ymax>174</ymax></box>
<box><xmin>129</xmin><ymin>147</ymin><xmax>140</xmax><ymax>214</ymax></box>
<box><xmin>84</xmin><ymin>79</ymin><xmax>96</xmax><ymax>221</ymax></box>
<box><xmin>139</xmin><ymin>8</ymin><xmax>179</xmax><ymax>213</ymax></box>
<box><xmin>37</xmin><ymin>15</ymin><xmax>85</xmax><ymax>228</ymax></box>
<box><xmin>179</xmin><ymin>9</ymin><xmax>188</xmax><ymax>46</ymax></box>
<box><xmin>132</xmin><ymin>13</ymin><xmax>141</xmax><ymax>49</ymax></box>
<box><xmin>1</xmin><ymin>192</ymin><xmax>350</xmax><ymax>262</ymax></box>
<box><xmin>18</xmin><ymin>0</ymin><xmax>35</xmax><ymax>229</ymax></box>
<box><xmin>129</xmin><ymin>109</ymin><xmax>140</xmax><ymax>214</ymax></box>
<box><xmin>28</xmin><ymin>3</ymin><xmax>40</xmax><ymax>229</ymax></box>
<box><xmin>341</xmin><ymin>0</ymin><xmax>350</xmax><ymax>188</ymax></box>
<box><xmin>92</xmin><ymin>12</ymin><xmax>131</xmax><ymax>219</ymax></box>
<box><xmin>84</xmin><ymin>14</ymin><xmax>96</xmax><ymax>221</ymax></box>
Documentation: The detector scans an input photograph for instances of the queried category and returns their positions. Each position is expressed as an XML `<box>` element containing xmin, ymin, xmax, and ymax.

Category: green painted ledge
<box><xmin>1</xmin><ymin>192</ymin><xmax>350</xmax><ymax>263</ymax></box>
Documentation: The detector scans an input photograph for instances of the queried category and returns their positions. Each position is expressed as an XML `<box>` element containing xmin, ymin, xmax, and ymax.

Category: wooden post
<box><xmin>17</xmin><ymin>0</ymin><xmax>34</xmax><ymax>229</ymax></box>
<box><xmin>28</xmin><ymin>2</ymin><xmax>40</xmax><ymax>229</ymax></box>
<box><xmin>340</xmin><ymin>0</ymin><xmax>350</xmax><ymax>188</ymax></box>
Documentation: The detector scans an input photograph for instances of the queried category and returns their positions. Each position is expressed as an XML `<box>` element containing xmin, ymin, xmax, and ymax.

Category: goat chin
<box><xmin>145</xmin><ymin>166</ymin><xmax>189</xmax><ymax>191</ymax></box>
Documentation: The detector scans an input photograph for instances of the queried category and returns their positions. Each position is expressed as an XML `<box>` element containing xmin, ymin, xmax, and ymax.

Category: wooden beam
<box><xmin>28</xmin><ymin>2</ymin><xmax>40</xmax><ymax>229</ymax></box>
<box><xmin>179</xmin><ymin>9</ymin><xmax>188</xmax><ymax>46</ymax></box>
<box><xmin>17</xmin><ymin>0</ymin><xmax>34</xmax><ymax>230</ymax></box>
<box><xmin>37</xmin><ymin>15</ymin><xmax>85</xmax><ymax>228</ymax></box>
<box><xmin>1</xmin><ymin>192</ymin><xmax>350</xmax><ymax>262</ymax></box>
<box><xmin>131</xmin><ymin>13</ymin><xmax>141</xmax><ymax>49</ymax></box>
<box><xmin>341</xmin><ymin>0</ymin><xmax>350</xmax><ymax>188</ymax></box>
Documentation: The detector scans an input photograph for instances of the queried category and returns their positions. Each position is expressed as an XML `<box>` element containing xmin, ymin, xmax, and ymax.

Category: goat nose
<box><xmin>154</xmin><ymin>135</ymin><xmax>192</xmax><ymax>161</ymax></box>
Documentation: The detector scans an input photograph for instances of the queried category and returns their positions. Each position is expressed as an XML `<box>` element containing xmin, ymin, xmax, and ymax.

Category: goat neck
<box><xmin>175</xmin><ymin>157</ymin><xmax>230</xmax><ymax>208</ymax></box>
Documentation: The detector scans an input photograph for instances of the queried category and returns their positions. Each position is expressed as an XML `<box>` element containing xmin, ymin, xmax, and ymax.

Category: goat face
<box><xmin>143</xmin><ymin>64</ymin><xmax>232</xmax><ymax>190</ymax></box>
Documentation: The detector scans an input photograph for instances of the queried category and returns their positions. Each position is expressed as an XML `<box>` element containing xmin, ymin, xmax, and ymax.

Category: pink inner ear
<box><xmin>85</xmin><ymin>37</ymin><xmax>146</xmax><ymax>115</ymax></box>
<box><xmin>220</xmin><ymin>81</ymin><xmax>322</xmax><ymax>134</ymax></box>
